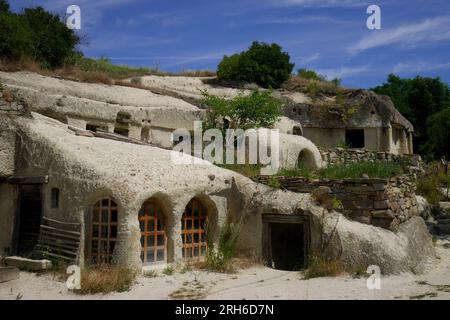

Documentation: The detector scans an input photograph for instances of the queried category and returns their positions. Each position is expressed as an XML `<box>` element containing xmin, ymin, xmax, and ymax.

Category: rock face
<box><xmin>324</xmin><ymin>215</ymin><xmax>436</xmax><ymax>274</ymax></box>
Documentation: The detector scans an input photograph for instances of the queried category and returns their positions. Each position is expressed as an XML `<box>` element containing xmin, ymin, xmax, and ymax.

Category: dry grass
<box><xmin>76</xmin><ymin>264</ymin><xmax>137</xmax><ymax>295</ymax></box>
<box><xmin>283</xmin><ymin>76</ymin><xmax>351</xmax><ymax>97</ymax></box>
<box><xmin>303</xmin><ymin>254</ymin><xmax>346</xmax><ymax>279</ymax></box>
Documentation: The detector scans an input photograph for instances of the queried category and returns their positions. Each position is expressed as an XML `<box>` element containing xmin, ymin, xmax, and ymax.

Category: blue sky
<box><xmin>10</xmin><ymin>0</ymin><xmax>450</xmax><ymax>88</ymax></box>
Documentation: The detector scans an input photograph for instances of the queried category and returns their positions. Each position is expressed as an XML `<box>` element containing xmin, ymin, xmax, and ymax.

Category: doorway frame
<box><xmin>262</xmin><ymin>213</ymin><xmax>310</xmax><ymax>270</ymax></box>
<box><xmin>12</xmin><ymin>180</ymin><xmax>46</xmax><ymax>256</ymax></box>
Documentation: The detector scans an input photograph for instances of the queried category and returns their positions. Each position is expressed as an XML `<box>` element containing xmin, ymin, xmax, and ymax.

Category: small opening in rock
<box><xmin>345</xmin><ymin>129</ymin><xmax>365</xmax><ymax>148</ymax></box>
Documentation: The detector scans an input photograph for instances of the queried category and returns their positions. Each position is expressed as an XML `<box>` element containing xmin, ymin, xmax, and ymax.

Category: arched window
<box><xmin>181</xmin><ymin>199</ymin><xmax>207</xmax><ymax>260</ymax></box>
<box><xmin>89</xmin><ymin>198</ymin><xmax>118</xmax><ymax>264</ymax></box>
<box><xmin>139</xmin><ymin>200</ymin><xmax>166</xmax><ymax>264</ymax></box>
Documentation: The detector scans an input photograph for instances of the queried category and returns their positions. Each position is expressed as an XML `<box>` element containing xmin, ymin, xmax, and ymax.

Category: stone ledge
<box><xmin>4</xmin><ymin>256</ymin><xmax>52</xmax><ymax>271</ymax></box>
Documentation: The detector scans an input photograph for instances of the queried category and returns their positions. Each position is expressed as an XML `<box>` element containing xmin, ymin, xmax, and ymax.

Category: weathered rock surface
<box><xmin>324</xmin><ymin>215</ymin><xmax>436</xmax><ymax>274</ymax></box>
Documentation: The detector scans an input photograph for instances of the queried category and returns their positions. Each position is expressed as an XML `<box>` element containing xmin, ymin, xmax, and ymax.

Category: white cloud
<box><xmin>349</xmin><ymin>17</ymin><xmax>450</xmax><ymax>54</ymax></box>
<box><xmin>296</xmin><ymin>52</ymin><xmax>321</xmax><ymax>64</ymax></box>
<box><xmin>392</xmin><ymin>61</ymin><xmax>450</xmax><ymax>74</ymax></box>
<box><xmin>317</xmin><ymin>65</ymin><xmax>369</xmax><ymax>79</ymax></box>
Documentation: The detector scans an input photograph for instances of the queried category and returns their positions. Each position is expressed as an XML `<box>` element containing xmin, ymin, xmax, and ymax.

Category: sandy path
<box><xmin>1</xmin><ymin>240</ymin><xmax>449</xmax><ymax>300</ymax></box>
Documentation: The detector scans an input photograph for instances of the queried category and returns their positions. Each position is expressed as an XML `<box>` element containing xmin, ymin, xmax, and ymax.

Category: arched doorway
<box><xmin>181</xmin><ymin>198</ymin><xmax>208</xmax><ymax>260</ymax></box>
<box><xmin>139</xmin><ymin>199</ymin><xmax>167</xmax><ymax>265</ymax></box>
<box><xmin>89</xmin><ymin>198</ymin><xmax>118</xmax><ymax>264</ymax></box>
<box><xmin>296</xmin><ymin>149</ymin><xmax>317</xmax><ymax>170</ymax></box>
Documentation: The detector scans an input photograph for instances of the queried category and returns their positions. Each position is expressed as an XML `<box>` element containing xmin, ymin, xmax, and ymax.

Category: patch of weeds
<box><xmin>277</xmin><ymin>165</ymin><xmax>312</xmax><ymax>179</ymax></box>
<box><xmin>75</xmin><ymin>264</ymin><xmax>137</xmax><ymax>295</ymax></box>
<box><xmin>204</xmin><ymin>221</ymin><xmax>241</xmax><ymax>273</ymax></box>
<box><xmin>169</xmin><ymin>287</ymin><xmax>206</xmax><ymax>300</ymax></box>
<box><xmin>180</xmin><ymin>263</ymin><xmax>193</xmax><ymax>274</ymax></box>
<box><xmin>352</xmin><ymin>266</ymin><xmax>367</xmax><ymax>279</ymax></box>
<box><xmin>318</xmin><ymin>161</ymin><xmax>404</xmax><ymax>179</ymax></box>
<box><xmin>409</xmin><ymin>292</ymin><xmax>438</xmax><ymax>300</ymax></box>
<box><xmin>267</xmin><ymin>176</ymin><xmax>281</xmax><ymax>189</ymax></box>
<box><xmin>162</xmin><ymin>265</ymin><xmax>175</xmax><ymax>276</ymax></box>
<box><xmin>303</xmin><ymin>254</ymin><xmax>345</xmax><ymax>279</ymax></box>
<box><xmin>143</xmin><ymin>270</ymin><xmax>158</xmax><ymax>278</ymax></box>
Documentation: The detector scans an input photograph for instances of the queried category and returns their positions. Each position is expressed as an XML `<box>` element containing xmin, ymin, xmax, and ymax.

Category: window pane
<box><xmin>101</xmin><ymin>226</ymin><xmax>108</xmax><ymax>238</ymax></box>
<box><xmin>157</xmin><ymin>249</ymin><xmax>164</xmax><ymax>261</ymax></box>
<box><xmin>102</xmin><ymin>210</ymin><xmax>109</xmax><ymax>222</ymax></box>
<box><xmin>111</xmin><ymin>210</ymin><xmax>118</xmax><ymax>222</ymax></box>
<box><xmin>157</xmin><ymin>234</ymin><xmax>165</xmax><ymax>246</ymax></box>
<box><xmin>93</xmin><ymin>209</ymin><xmax>99</xmax><ymax>222</ymax></box>
<box><xmin>147</xmin><ymin>250</ymin><xmax>154</xmax><ymax>262</ymax></box>
<box><xmin>110</xmin><ymin>226</ymin><xmax>117</xmax><ymax>238</ymax></box>
<box><xmin>148</xmin><ymin>235</ymin><xmax>155</xmax><ymax>247</ymax></box>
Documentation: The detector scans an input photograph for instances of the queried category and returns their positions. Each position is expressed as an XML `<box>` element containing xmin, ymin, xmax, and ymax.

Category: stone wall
<box><xmin>252</xmin><ymin>174</ymin><xmax>418</xmax><ymax>229</ymax></box>
<box><xmin>319</xmin><ymin>148</ymin><xmax>421</xmax><ymax>167</ymax></box>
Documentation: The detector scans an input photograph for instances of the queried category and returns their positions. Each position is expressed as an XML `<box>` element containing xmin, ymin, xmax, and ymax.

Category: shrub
<box><xmin>162</xmin><ymin>265</ymin><xmax>174</xmax><ymax>276</ymax></box>
<box><xmin>205</xmin><ymin>222</ymin><xmax>241</xmax><ymax>273</ymax></box>
<box><xmin>416</xmin><ymin>173</ymin><xmax>442</xmax><ymax>205</ymax></box>
<box><xmin>201</xmin><ymin>89</ymin><xmax>282</xmax><ymax>130</ymax></box>
<box><xmin>297</xmin><ymin>68</ymin><xmax>325</xmax><ymax>81</ymax></box>
<box><xmin>21</xmin><ymin>7</ymin><xmax>80</xmax><ymax>68</ymax></box>
<box><xmin>0</xmin><ymin>12</ymin><xmax>33</xmax><ymax>59</ymax></box>
<box><xmin>77</xmin><ymin>264</ymin><xmax>136</xmax><ymax>294</ymax></box>
<box><xmin>303</xmin><ymin>254</ymin><xmax>345</xmax><ymax>279</ymax></box>
<box><xmin>217</xmin><ymin>41</ymin><xmax>294</xmax><ymax>89</ymax></box>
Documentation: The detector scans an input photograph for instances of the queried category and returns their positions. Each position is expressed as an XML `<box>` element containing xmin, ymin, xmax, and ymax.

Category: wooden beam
<box><xmin>7</xmin><ymin>176</ymin><xmax>49</xmax><ymax>185</ymax></box>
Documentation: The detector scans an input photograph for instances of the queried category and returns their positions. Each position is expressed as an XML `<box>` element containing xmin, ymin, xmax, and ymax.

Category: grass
<box><xmin>203</xmin><ymin>222</ymin><xmax>241</xmax><ymax>273</ymax></box>
<box><xmin>317</xmin><ymin>161</ymin><xmax>404</xmax><ymax>180</ymax></box>
<box><xmin>283</xmin><ymin>76</ymin><xmax>351</xmax><ymax>98</ymax></box>
<box><xmin>162</xmin><ymin>265</ymin><xmax>175</xmax><ymax>276</ymax></box>
<box><xmin>76</xmin><ymin>264</ymin><xmax>136</xmax><ymax>295</ymax></box>
<box><xmin>303</xmin><ymin>254</ymin><xmax>346</xmax><ymax>279</ymax></box>
<box><xmin>0</xmin><ymin>56</ymin><xmax>216</xmax><ymax>87</ymax></box>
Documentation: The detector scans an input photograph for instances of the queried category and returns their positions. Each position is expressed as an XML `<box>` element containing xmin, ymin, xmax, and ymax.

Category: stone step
<box><xmin>4</xmin><ymin>256</ymin><xmax>52</xmax><ymax>271</ymax></box>
<box><xmin>0</xmin><ymin>267</ymin><xmax>20</xmax><ymax>283</ymax></box>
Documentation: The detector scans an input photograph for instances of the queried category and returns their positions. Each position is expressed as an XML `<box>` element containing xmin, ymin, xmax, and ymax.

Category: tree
<box><xmin>0</xmin><ymin>12</ymin><xmax>33</xmax><ymax>59</ymax></box>
<box><xmin>217</xmin><ymin>41</ymin><xmax>294</xmax><ymax>89</ymax></box>
<box><xmin>426</xmin><ymin>108</ymin><xmax>450</xmax><ymax>159</ymax></box>
<box><xmin>372</xmin><ymin>74</ymin><xmax>450</xmax><ymax>158</ymax></box>
<box><xmin>201</xmin><ymin>89</ymin><xmax>282</xmax><ymax>131</ymax></box>
<box><xmin>0</xmin><ymin>0</ymin><xmax>9</xmax><ymax>13</ymax></box>
<box><xmin>22</xmin><ymin>7</ymin><xmax>80</xmax><ymax>68</ymax></box>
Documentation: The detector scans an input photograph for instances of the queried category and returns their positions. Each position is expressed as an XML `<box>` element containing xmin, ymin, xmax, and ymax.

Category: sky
<box><xmin>10</xmin><ymin>0</ymin><xmax>450</xmax><ymax>88</ymax></box>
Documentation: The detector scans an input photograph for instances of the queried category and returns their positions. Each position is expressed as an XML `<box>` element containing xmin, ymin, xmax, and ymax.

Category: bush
<box><xmin>416</xmin><ymin>172</ymin><xmax>443</xmax><ymax>205</ymax></box>
<box><xmin>0</xmin><ymin>2</ymin><xmax>80</xmax><ymax>69</ymax></box>
<box><xmin>21</xmin><ymin>7</ymin><xmax>80</xmax><ymax>68</ymax></box>
<box><xmin>205</xmin><ymin>222</ymin><xmax>241</xmax><ymax>273</ymax></box>
<box><xmin>77</xmin><ymin>264</ymin><xmax>136</xmax><ymax>294</ymax></box>
<box><xmin>217</xmin><ymin>41</ymin><xmax>294</xmax><ymax>89</ymax></box>
<box><xmin>0</xmin><ymin>12</ymin><xmax>33</xmax><ymax>59</ymax></box>
<box><xmin>297</xmin><ymin>68</ymin><xmax>325</xmax><ymax>81</ymax></box>
<box><xmin>303</xmin><ymin>254</ymin><xmax>345</xmax><ymax>279</ymax></box>
<box><xmin>202</xmin><ymin>89</ymin><xmax>282</xmax><ymax>130</ymax></box>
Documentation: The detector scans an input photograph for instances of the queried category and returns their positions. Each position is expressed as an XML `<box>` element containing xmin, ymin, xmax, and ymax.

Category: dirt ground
<box><xmin>1</xmin><ymin>238</ymin><xmax>449</xmax><ymax>300</ymax></box>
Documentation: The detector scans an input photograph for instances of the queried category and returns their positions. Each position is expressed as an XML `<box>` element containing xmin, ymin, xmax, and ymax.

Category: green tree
<box><xmin>201</xmin><ymin>89</ymin><xmax>282</xmax><ymax>130</ymax></box>
<box><xmin>426</xmin><ymin>108</ymin><xmax>450</xmax><ymax>159</ymax></box>
<box><xmin>0</xmin><ymin>12</ymin><xmax>33</xmax><ymax>59</ymax></box>
<box><xmin>372</xmin><ymin>74</ymin><xmax>450</xmax><ymax>158</ymax></box>
<box><xmin>22</xmin><ymin>7</ymin><xmax>80</xmax><ymax>68</ymax></box>
<box><xmin>0</xmin><ymin>0</ymin><xmax>9</xmax><ymax>13</ymax></box>
<box><xmin>217</xmin><ymin>41</ymin><xmax>294</xmax><ymax>89</ymax></box>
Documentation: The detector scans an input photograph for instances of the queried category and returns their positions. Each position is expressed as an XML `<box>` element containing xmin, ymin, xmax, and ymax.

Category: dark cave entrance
<box><xmin>263</xmin><ymin>214</ymin><xmax>310</xmax><ymax>271</ymax></box>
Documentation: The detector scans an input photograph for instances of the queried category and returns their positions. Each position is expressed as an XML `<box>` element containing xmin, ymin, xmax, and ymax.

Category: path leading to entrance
<box><xmin>1</xmin><ymin>239</ymin><xmax>449</xmax><ymax>300</ymax></box>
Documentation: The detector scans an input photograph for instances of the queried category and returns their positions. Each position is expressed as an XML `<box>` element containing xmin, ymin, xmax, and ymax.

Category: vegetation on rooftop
<box><xmin>217</xmin><ymin>41</ymin><xmax>294</xmax><ymax>89</ymax></box>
